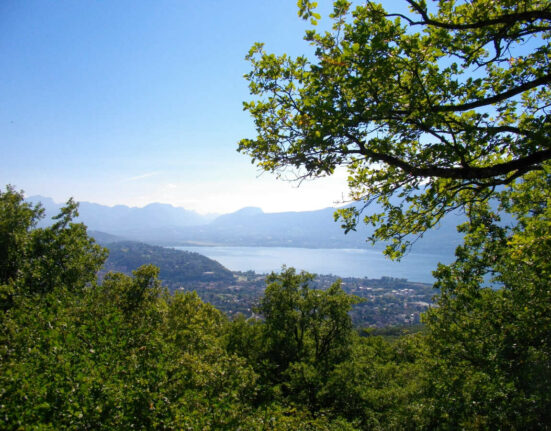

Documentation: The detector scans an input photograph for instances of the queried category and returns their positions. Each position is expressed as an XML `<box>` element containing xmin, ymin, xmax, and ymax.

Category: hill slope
<box><xmin>103</xmin><ymin>241</ymin><xmax>234</xmax><ymax>283</ymax></box>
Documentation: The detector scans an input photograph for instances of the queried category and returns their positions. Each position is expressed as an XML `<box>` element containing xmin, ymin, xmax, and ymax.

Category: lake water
<box><xmin>172</xmin><ymin>246</ymin><xmax>454</xmax><ymax>284</ymax></box>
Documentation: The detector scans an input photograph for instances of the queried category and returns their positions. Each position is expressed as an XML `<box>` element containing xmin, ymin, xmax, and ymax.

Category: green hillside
<box><xmin>103</xmin><ymin>241</ymin><xmax>234</xmax><ymax>283</ymax></box>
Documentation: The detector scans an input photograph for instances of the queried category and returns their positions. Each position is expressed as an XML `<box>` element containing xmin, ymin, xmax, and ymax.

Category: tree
<box><xmin>0</xmin><ymin>186</ymin><xmax>44</xmax><ymax>307</ymax></box>
<box><xmin>238</xmin><ymin>3</ymin><xmax>551</xmax><ymax>426</ymax></box>
<box><xmin>0</xmin><ymin>186</ymin><xmax>106</xmax><ymax>307</ymax></box>
<box><xmin>22</xmin><ymin>198</ymin><xmax>107</xmax><ymax>294</ymax></box>
<box><xmin>258</xmin><ymin>267</ymin><xmax>359</xmax><ymax>372</ymax></box>
<box><xmin>246</xmin><ymin>267</ymin><xmax>361</xmax><ymax>410</ymax></box>
<box><xmin>322</xmin><ymin>334</ymin><xmax>428</xmax><ymax>429</ymax></box>
<box><xmin>1</xmin><ymin>265</ymin><xmax>260</xmax><ymax>430</ymax></box>
<box><xmin>238</xmin><ymin>0</ymin><xmax>551</xmax><ymax>256</ymax></box>
<box><xmin>420</xmin><ymin>170</ymin><xmax>551</xmax><ymax>429</ymax></box>
<box><xmin>0</xmin><ymin>188</ymin><xmax>260</xmax><ymax>429</ymax></box>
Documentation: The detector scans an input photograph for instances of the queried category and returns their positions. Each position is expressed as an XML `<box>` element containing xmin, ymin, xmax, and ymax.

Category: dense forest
<box><xmin>1</xmin><ymin>178</ymin><xmax>549</xmax><ymax>430</ymax></box>
<box><xmin>3</xmin><ymin>0</ymin><xmax>551</xmax><ymax>428</ymax></box>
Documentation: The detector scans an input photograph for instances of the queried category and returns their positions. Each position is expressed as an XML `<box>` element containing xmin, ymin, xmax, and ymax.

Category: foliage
<box><xmin>1</xmin><ymin>187</ymin><xmax>366</xmax><ymax>429</ymax></box>
<box><xmin>226</xmin><ymin>267</ymin><xmax>429</xmax><ymax>429</ymax></box>
<box><xmin>322</xmin><ymin>334</ymin><xmax>428</xmax><ymax>429</ymax></box>
<box><xmin>0</xmin><ymin>186</ymin><xmax>106</xmax><ymax>308</ymax></box>
<box><xmin>4</xmin><ymin>182</ymin><xmax>550</xmax><ymax>428</ymax></box>
<box><xmin>0</xmin><ymin>185</ymin><xmax>44</xmax><ymax>286</ymax></box>
<box><xmin>229</xmin><ymin>268</ymin><xmax>375</xmax><ymax>415</ymax></box>
<box><xmin>258</xmin><ymin>267</ymin><xmax>360</xmax><ymax>373</ymax></box>
<box><xmin>1</xmin><ymin>272</ymin><xmax>259</xmax><ymax>429</ymax></box>
<box><xmin>239</xmin><ymin>0</ymin><xmax>551</xmax><ymax>257</ymax></box>
<box><xmin>237</xmin><ymin>1</ymin><xmax>551</xmax><ymax>427</ymax></box>
<box><xmin>421</xmin><ymin>170</ymin><xmax>551</xmax><ymax>429</ymax></box>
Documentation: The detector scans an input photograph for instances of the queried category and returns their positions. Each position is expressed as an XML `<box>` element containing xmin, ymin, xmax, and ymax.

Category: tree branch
<box><xmin>434</xmin><ymin>74</ymin><xmax>551</xmax><ymax>113</ymax></box>
<box><xmin>405</xmin><ymin>0</ymin><xmax>551</xmax><ymax>30</ymax></box>
<box><xmin>345</xmin><ymin>132</ymin><xmax>551</xmax><ymax>181</ymax></box>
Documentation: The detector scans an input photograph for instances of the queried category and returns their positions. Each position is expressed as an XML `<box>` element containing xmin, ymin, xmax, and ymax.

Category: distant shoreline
<box><xmin>170</xmin><ymin>245</ymin><xmax>448</xmax><ymax>284</ymax></box>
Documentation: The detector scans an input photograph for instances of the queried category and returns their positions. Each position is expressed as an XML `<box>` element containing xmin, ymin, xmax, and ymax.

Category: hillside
<box><xmin>102</xmin><ymin>241</ymin><xmax>234</xmax><ymax>284</ymax></box>
<box><xmin>88</xmin><ymin>230</ymin><xmax>127</xmax><ymax>244</ymax></box>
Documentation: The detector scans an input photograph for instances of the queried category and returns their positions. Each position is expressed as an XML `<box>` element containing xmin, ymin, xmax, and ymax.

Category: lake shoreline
<box><xmin>170</xmin><ymin>245</ymin><xmax>451</xmax><ymax>284</ymax></box>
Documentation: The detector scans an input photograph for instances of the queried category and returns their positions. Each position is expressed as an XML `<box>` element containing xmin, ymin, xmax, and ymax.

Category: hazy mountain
<box><xmin>26</xmin><ymin>195</ymin><xmax>217</xmax><ymax>232</ymax></box>
<box><xmin>198</xmin><ymin>204</ymin><xmax>464</xmax><ymax>254</ymax></box>
<box><xmin>204</xmin><ymin>205</ymin><xmax>370</xmax><ymax>248</ymax></box>
<box><xmin>26</xmin><ymin>195</ymin><xmax>465</xmax><ymax>255</ymax></box>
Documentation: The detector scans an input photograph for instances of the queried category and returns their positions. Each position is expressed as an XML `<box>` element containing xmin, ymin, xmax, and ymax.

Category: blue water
<box><xmin>172</xmin><ymin>246</ymin><xmax>453</xmax><ymax>283</ymax></box>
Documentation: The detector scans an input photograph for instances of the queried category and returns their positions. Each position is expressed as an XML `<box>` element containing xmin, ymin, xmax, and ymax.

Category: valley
<box><xmin>102</xmin><ymin>240</ymin><xmax>435</xmax><ymax>328</ymax></box>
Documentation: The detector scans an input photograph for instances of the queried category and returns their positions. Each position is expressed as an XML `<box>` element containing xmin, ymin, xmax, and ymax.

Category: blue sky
<box><xmin>4</xmin><ymin>1</ymin><xmax>519</xmax><ymax>215</ymax></box>
<box><xmin>1</xmin><ymin>0</ymin><xmax>357</xmax><ymax>214</ymax></box>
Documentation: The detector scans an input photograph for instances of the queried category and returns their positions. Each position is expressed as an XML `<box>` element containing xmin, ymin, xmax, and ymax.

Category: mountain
<box><xmin>164</xmin><ymin>204</ymin><xmax>464</xmax><ymax>254</ymax></box>
<box><xmin>26</xmin><ymin>195</ymin><xmax>465</xmax><ymax>255</ymax></box>
<box><xmin>102</xmin><ymin>241</ymin><xmax>234</xmax><ymax>283</ymax></box>
<box><xmin>26</xmin><ymin>195</ymin><xmax>216</xmax><ymax>232</ymax></box>
<box><xmin>203</xmin><ymin>206</ymin><xmax>370</xmax><ymax>248</ymax></box>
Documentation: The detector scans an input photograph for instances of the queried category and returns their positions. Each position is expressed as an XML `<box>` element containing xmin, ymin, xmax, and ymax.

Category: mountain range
<box><xmin>26</xmin><ymin>195</ymin><xmax>465</xmax><ymax>255</ymax></box>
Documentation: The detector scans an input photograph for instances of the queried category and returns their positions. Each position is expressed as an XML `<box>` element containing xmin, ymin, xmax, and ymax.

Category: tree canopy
<box><xmin>237</xmin><ymin>4</ymin><xmax>551</xmax><ymax>424</ymax></box>
<box><xmin>0</xmin><ymin>186</ymin><xmax>106</xmax><ymax>308</ymax></box>
<box><xmin>2</xmin><ymin>183</ymin><xmax>550</xmax><ymax>428</ymax></box>
<box><xmin>419</xmin><ymin>169</ymin><xmax>551</xmax><ymax>428</ymax></box>
<box><xmin>238</xmin><ymin>0</ymin><xmax>551</xmax><ymax>256</ymax></box>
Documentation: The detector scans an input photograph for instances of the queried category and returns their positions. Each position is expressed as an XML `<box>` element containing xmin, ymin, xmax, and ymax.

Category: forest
<box><xmin>1</xmin><ymin>173</ymin><xmax>549</xmax><ymax>430</ymax></box>
<box><xmin>2</xmin><ymin>0</ymin><xmax>551</xmax><ymax>428</ymax></box>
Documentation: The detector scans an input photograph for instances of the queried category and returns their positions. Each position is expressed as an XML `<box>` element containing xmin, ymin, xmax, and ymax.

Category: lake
<box><xmin>172</xmin><ymin>246</ymin><xmax>454</xmax><ymax>283</ymax></box>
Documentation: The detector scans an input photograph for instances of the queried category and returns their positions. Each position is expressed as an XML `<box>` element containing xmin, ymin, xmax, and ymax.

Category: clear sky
<box><xmin>0</xmin><ymin>0</ymin><xmax>354</xmax><ymax>214</ymax></box>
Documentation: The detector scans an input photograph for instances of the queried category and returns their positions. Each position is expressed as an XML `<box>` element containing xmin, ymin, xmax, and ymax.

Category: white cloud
<box><xmin>121</xmin><ymin>171</ymin><xmax>161</xmax><ymax>182</ymax></box>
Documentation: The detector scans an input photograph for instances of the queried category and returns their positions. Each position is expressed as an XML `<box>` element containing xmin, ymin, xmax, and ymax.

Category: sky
<box><xmin>0</xmin><ymin>0</ymin><xmax>356</xmax><ymax>214</ymax></box>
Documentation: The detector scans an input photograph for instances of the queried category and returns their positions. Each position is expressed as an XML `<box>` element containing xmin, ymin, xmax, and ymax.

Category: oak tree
<box><xmin>239</xmin><ymin>0</ymin><xmax>551</xmax><ymax>256</ymax></box>
<box><xmin>422</xmin><ymin>169</ymin><xmax>551</xmax><ymax>429</ymax></box>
